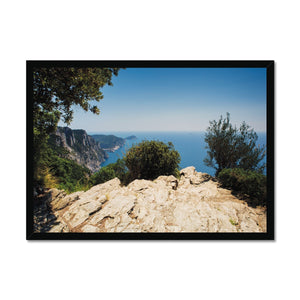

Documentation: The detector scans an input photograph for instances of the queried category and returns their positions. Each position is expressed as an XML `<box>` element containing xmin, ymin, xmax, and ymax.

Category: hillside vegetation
<box><xmin>35</xmin><ymin>145</ymin><xmax>91</xmax><ymax>193</ymax></box>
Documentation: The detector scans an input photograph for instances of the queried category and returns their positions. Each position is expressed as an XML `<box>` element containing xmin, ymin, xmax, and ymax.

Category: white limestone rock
<box><xmin>42</xmin><ymin>167</ymin><xmax>266</xmax><ymax>233</ymax></box>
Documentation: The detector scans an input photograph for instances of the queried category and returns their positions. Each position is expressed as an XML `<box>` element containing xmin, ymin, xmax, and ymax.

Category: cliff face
<box><xmin>49</xmin><ymin>127</ymin><xmax>108</xmax><ymax>172</ymax></box>
<box><xmin>34</xmin><ymin>166</ymin><xmax>266</xmax><ymax>233</ymax></box>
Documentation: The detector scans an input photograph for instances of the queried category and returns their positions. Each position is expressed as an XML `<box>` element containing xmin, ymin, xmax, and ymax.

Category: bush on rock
<box><xmin>124</xmin><ymin>140</ymin><xmax>181</xmax><ymax>182</ymax></box>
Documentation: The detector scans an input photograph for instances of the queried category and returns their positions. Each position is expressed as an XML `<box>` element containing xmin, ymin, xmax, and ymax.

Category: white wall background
<box><xmin>0</xmin><ymin>1</ymin><xmax>298</xmax><ymax>299</ymax></box>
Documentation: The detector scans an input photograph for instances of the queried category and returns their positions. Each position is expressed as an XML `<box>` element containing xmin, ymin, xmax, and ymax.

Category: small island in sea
<box><xmin>125</xmin><ymin>135</ymin><xmax>137</xmax><ymax>140</ymax></box>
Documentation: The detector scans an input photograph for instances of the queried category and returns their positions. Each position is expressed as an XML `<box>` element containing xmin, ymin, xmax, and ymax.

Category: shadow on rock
<box><xmin>33</xmin><ymin>189</ymin><xmax>62</xmax><ymax>233</ymax></box>
<box><xmin>228</xmin><ymin>190</ymin><xmax>266</xmax><ymax>209</ymax></box>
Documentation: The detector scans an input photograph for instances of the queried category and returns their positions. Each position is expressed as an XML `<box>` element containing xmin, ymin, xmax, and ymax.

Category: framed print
<box><xmin>27</xmin><ymin>60</ymin><xmax>274</xmax><ymax>240</ymax></box>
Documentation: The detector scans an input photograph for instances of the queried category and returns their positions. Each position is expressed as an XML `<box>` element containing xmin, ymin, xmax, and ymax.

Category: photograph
<box><xmin>27</xmin><ymin>60</ymin><xmax>274</xmax><ymax>240</ymax></box>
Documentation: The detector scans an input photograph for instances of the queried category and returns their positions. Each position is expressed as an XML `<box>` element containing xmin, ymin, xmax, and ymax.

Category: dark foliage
<box><xmin>204</xmin><ymin>113</ymin><xmax>266</xmax><ymax>175</ymax></box>
<box><xmin>89</xmin><ymin>159</ymin><xmax>127</xmax><ymax>186</ymax></box>
<box><xmin>124</xmin><ymin>140</ymin><xmax>181</xmax><ymax>182</ymax></box>
<box><xmin>218</xmin><ymin>168</ymin><xmax>267</xmax><ymax>205</ymax></box>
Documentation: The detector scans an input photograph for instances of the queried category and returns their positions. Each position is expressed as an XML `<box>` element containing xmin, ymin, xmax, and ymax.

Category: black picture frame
<box><xmin>27</xmin><ymin>60</ymin><xmax>274</xmax><ymax>240</ymax></box>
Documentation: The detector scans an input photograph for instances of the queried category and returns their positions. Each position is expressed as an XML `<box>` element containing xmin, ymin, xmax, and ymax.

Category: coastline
<box><xmin>102</xmin><ymin>145</ymin><xmax>122</xmax><ymax>153</ymax></box>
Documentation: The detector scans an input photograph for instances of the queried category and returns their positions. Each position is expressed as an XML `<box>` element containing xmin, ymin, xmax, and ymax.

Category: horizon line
<box><xmin>86</xmin><ymin>130</ymin><xmax>267</xmax><ymax>134</ymax></box>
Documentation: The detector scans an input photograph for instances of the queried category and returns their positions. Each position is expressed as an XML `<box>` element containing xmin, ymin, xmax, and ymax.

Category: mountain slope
<box><xmin>49</xmin><ymin>127</ymin><xmax>108</xmax><ymax>172</ymax></box>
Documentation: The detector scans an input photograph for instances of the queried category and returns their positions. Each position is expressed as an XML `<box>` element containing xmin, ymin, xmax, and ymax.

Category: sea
<box><xmin>90</xmin><ymin>131</ymin><xmax>267</xmax><ymax>176</ymax></box>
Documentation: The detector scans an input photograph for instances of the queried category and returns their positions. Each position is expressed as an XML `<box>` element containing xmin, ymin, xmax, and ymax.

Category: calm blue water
<box><xmin>92</xmin><ymin>131</ymin><xmax>266</xmax><ymax>176</ymax></box>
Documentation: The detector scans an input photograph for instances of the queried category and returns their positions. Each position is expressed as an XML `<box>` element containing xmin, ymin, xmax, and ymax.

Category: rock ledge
<box><xmin>34</xmin><ymin>167</ymin><xmax>266</xmax><ymax>233</ymax></box>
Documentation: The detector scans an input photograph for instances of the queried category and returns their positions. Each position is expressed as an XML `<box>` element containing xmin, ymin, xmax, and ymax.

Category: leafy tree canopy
<box><xmin>33</xmin><ymin>67</ymin><xmax>120</xmax><ymax>127</ymax></box>
<box><xmin>32</xmin><ymin>67</ymin><xmax>121</xmax><ymax>186</ymax></box>
<box><xmin>124</xmin><ymin>140</ymin><xmax>181</xmax><ymax>181</ymax></box>
<box><xmin>204</xmin><ymin>113</ymin><xmax>266</xmax><ymax>175</ymax></box>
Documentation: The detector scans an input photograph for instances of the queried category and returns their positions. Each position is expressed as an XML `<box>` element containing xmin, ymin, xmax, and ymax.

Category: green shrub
<box><xmin>218</xmin><ymin>168</ymin><xmax>267</xmax><ymax>204</ymax></box>
<box><xmin>89</xmin><ymin>165</ymin><xmax>116</xmax><ymax>186</ymax></box>
<box><xmin>124</xmin><ymin>140</ymin><xmax>181</xmax><ymax>182</ymax></box>
<box><xmin>110</xmin><ymin>158</ymin><xmax>127</xmax><ymax>183</ymax></box>
<box><xmin>35</xmin><ymin>145</ymin><xmax>91</xmax><ymax>193</ymax></box>
<box><xmin>89</xmin><ymin>159</ymin><xmax>128</xmax><ymax>186</ymax></box>
<box><xmin>48</xmin><ymin>155</ymin><xmax>91</xmax><ymax>193</ymax></box>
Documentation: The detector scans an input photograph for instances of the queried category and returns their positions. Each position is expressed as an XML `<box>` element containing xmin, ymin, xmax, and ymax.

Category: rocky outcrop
<box><xmin>49</xmin><ymin>127</ymin><xmax>108</xmax><ymax>172</ymax></box>
<box><xmin>35</xmin><ymin>167</ymin><xmax>266</xmax><ymax>233</ymax></box>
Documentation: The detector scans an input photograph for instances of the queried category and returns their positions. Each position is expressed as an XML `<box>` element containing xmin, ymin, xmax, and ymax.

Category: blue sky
<box><xmin>59</xmin><ymin>68</ymin><xmax>267</xmax><ymax>133</ymax></box>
